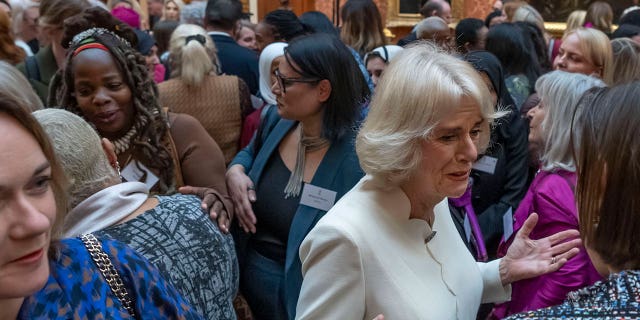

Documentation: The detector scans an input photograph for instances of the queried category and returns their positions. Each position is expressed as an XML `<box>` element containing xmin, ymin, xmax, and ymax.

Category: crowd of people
<box><xmin>0</xmin><ymin>0</ymin><xmax>639</xmax><ymax>319</ymax></box>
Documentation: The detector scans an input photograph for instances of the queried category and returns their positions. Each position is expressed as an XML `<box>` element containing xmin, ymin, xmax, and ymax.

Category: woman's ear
<box><xmin>316</xmin><ymin>79</ymin><xmax>332</xmax><ymax>103</ymax></box>
<box><xmin>101</xmin><ymin>138</ymin><xmax>118</xmax><ymax>169</ymax></box>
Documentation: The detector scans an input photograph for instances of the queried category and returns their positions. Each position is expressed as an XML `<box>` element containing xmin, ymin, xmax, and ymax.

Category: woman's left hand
<box><xmin>499</xmin><ymin>213</ymin><xmax>582</xmax><ymax>286</ymax></box>
<box><xmin>179</xmin><ymin>185</ymin><xmax>232</xmax><ymax>234</ymax></box>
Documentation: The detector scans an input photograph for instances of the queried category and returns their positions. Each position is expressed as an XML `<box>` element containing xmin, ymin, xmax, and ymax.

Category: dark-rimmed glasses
<box><xmin>274</xmin><ymin>69</ymin><xmax>320</xmax><ymax>94</ymax></box>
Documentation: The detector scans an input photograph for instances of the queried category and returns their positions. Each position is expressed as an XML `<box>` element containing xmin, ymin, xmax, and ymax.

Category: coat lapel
<box><xmin>247</xmin><ymin>119</ymin><xmax>295</xmax><ymax>184</ymax></box>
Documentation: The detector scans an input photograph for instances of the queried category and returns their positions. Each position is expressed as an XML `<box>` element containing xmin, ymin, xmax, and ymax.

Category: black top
<box><xmin>250</xmin><ymin>151</ymin><xmax>301</xmax><ymax>263</ymax></box>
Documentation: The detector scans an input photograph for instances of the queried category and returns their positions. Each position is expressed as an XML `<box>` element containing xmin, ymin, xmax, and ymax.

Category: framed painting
<box><xmin>387</xmin><ymin>0</ymin><xmax>464</xmax><ymax>27</ymax></box>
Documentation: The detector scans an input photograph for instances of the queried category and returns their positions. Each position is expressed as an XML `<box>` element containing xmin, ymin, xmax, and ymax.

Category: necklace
<box><xmin>111</xmin><ymin>116</ymin><xmax>148</xmax><ymax>155</ymax></box>
<box><xmin>283</xmin><ymin>124</ymin><xmax>329</xmax><ymax>198</ymax></box>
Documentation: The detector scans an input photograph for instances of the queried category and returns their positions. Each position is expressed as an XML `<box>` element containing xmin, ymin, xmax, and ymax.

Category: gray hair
<box><xmin>357</xmin><ymin>42</ymin><xmax>502</xmax><ymax>185</ymax></box>
<box><xmin>32</xmin><ymin>109</ymin><xmax>119</xmax><ymax>209</ymax></box>
<box><xmin>180</xmin><ymin>1</ymin><xmax>206</xmax><ymax>26</ymax></box>
<box><xmin>416</xmin><ymin>16</ymin><xmax>448</xmax><ymax>40</ymax></box>
<box><xmin>535</xmin><ymin>70</ymin><xmax>605</xmax><ymax>172</ymax></box>
<box><xmin>0</xmin><ymin>61</ymin><xmax>42</xmax><ymax>111</ymax></box>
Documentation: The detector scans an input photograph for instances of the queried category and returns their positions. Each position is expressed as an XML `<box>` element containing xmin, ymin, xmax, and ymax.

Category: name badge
<box><xmin>300</xmin><ymin>184</ymin><xmax>337</xmax><ymax>212</ymax></box>
<box><xmin>503</xmin><ymin>207</ymin><xmax>514</xmax><ymax>240</ymax></box>
<box><xmin>120</xmin><ymin>160</ymin><xmax>159</xmax><ymax>190</ymax></box>
<box><xmin>473</xmin><ymin>156</ymin><xmax>498</xmax><ymax>175</ymax></box>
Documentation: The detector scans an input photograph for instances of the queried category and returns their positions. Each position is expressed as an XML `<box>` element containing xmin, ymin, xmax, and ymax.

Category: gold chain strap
<box><xmin>80</xmin><ymin>234</ymin><xmax>136</xmax><ymax>318</ymax></box>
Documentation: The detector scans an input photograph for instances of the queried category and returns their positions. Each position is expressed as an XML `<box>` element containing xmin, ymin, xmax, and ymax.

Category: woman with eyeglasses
<box><xmin>225</xmin><ymin>32</ymin><xmax>369</xmax><ymax>320</ymax></box>
<box><xmin>364</xmin><ymin>45</ymin><xmax>403</xmax><ymax>88</ymax></box>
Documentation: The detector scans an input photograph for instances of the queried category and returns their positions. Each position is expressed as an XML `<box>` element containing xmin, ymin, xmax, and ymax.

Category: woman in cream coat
<box><xmin>295</xmin><ymin>44</ymin><xmax>582</xmax><ymax>320</ymax></box>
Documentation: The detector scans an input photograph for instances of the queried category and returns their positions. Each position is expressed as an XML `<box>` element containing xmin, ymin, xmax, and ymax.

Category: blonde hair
<box><xmin>565</xmin><ymin>10</ymin><xmax>586</xmax><ymax>36</ymax></box>
<box><xmin>161</xmin><ymin>0</ymin><xmax>184</xmax><ymax>21</ymax></box>
<box><xmin>609</xmin><ymin>38</ymin><xmax>640</xmax><ymax>85</ymax></box>
<box><xmin>0</xmin><ymin>61</ymin><xmax>43</xmax><ymax>111</ymax></box>
<box><xmin>357</xmin><ymin>43</ymin><xmax>500</xmax><ymax>185</ymax></box>
<box><xmin>513</xmin><ymin>4</ymin><xmax>545</xmax><ymax>31</ymax></box>
<box><xmin>564</xmin><ymin>28</ymin><xmax>613</xmax><ymax>81</ymax></box>
<box><xmin>169</xmin><ymin>24</ymin><xmax>218</xmax><ymax>86</ymax></box>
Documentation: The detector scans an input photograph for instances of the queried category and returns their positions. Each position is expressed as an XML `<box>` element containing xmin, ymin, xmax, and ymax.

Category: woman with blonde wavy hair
<box><xmin>158</xmin><ymin>24</ymin><xmax>251</xmax><ymax>163</ymax></box>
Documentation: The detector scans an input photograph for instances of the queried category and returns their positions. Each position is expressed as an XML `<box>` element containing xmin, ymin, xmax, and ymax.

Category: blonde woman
<box><xmin>553</xmin><ymin>27</ymin><xmax>612</xmax><ymax>82</ymax></box>
<box><xmin>161</xmin><ymin>0</ymin><xmax>184</xmax><ymax>22</ymax></box>
<box><xmin>565</xmin><ymin>10</ymin><xmax>586</xmax><ymax>36</ymax></box>
<box><xmin>158</xmin><ymin>24</ymin><xmax>251</xmax><ymax>163</ymax></box>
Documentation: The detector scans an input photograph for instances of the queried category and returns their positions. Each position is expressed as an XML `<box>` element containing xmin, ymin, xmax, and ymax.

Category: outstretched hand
<box><xmin>178</xmin><ymin>185</ymin><xmax>232</xmax><ymax>234</ymax></box>
<box><xmin>499</xmin><ymin>213</ymin><xmax>582</xmax><ymax>285</ymax></box>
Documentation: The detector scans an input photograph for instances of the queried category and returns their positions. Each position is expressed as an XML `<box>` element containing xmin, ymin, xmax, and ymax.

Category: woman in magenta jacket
<box><xmin>491</xmin><ymin>70</ymin><xmax>605</xmax><ymax>318</ymax></box>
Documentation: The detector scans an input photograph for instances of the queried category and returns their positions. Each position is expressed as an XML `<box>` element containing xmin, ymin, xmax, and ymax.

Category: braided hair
<box><xmin>50</xmin><ymin>7</ymin><xmax>176</xmax><ymax>193</ymax></box>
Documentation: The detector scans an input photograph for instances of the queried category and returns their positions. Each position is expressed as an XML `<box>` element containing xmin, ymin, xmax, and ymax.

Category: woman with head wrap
<box><xmin>239</xmin><ymin>42</ymin><xmax>288</xmax><ymax>148</ymax></box>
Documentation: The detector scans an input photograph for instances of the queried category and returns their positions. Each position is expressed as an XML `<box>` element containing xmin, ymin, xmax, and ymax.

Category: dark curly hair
<box><xmin>49</xmin><ymin>7</ymin><xmax>176</xmax><ymax>194</ymax></box>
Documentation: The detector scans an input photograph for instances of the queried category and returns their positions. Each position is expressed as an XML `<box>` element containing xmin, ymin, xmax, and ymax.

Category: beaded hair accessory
<box><xmin>69</xmin><ymin>27</ymin><xmax>132</xmax><ymax>48</ymax></box>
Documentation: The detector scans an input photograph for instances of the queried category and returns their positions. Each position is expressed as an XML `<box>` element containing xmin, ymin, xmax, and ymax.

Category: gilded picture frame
<box><xmin>386</xmin><ymin>0</ymin><xmax>569</xmax><ymax>37</ymax></box>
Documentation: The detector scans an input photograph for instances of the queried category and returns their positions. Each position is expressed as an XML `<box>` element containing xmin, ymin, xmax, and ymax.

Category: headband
<box><xmin>69</xmin><ymin>27</ymin><xmax>132</xmax><ymax>49</ymax></box>
<box><xmin>185</xmin><ymin>34</ymin><xmax>206</xmax><ymax>46</ymax></box>
<box><xmin>73</xmin><ymin>42</ymin><xmax>110</xmax><ymax>57</ymax></box>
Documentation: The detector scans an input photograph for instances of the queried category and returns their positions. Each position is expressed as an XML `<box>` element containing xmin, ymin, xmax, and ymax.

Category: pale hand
<box><xmin>226</xmin><ymin>164</ymin><xmax>257</xmax><ymax>233</ymax></box>
<box><xmin>499</xmin><ymin>213</ymin><xmax>582</xmax><ymax>285</ymax></box>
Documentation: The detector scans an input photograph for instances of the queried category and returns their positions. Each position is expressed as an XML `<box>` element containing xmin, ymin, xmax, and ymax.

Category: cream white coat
<box><xmin>296</xmin><ymin>175</ymin><xmax>511</xmax><ymax>320</ymax></box>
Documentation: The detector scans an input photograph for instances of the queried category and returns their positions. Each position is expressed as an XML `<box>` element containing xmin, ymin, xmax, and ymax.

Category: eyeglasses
<box><xmin>274</xmin><ymin>69</ymin><xmax>320</xmax><ymax>94</ymax></box>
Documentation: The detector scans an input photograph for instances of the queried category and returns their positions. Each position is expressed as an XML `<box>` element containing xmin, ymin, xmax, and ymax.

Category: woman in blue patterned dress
<box><xmin>0</xmin><ymin>90</ymin><xmax>202</xmax><ymax>319</ymax></box>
